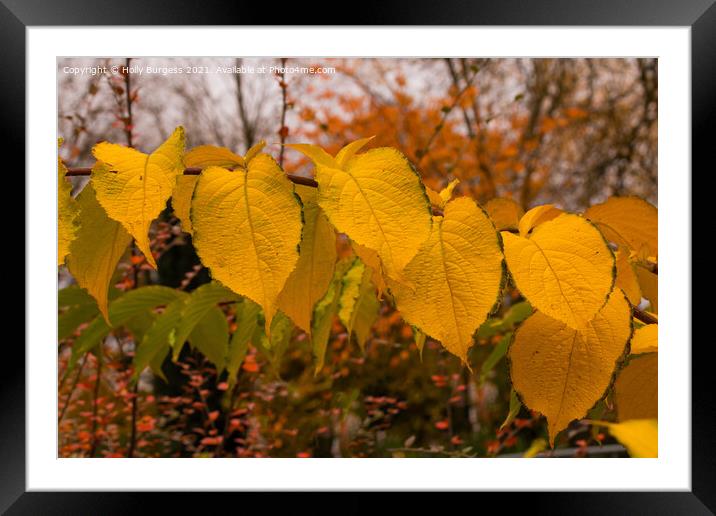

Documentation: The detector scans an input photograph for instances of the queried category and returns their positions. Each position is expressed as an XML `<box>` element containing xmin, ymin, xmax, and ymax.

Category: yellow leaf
<box><xmin>171</xmin><ymin>175</ymin><xmax>198</xmax><ymax>234</ymax></box>
<box><xmin>523</xmin><ymin>438</ymin><xmax>548</xmax><ymax>458</ymax></box>
<box><xmin>509</xmin><ymin>289</ymin><xmax>632</xmax><ymax>445</ymax></box>
<box><xmin>439</xmin><ymin>179</ymin><xmax>460</xmax><ymax>204</ymax></box>
<box><xmin>585</xmin><ymin>196</ymin><xmax>658</xmax><ymax>258</ymax></box>
<box><xmin>635</xmin><ymin>264</ymin><xmax>658</xmax><ymax>313</ymax></box>
<box><xmin>485</xmin><ymin>198</ymin><xmax>524</xmax><ymax>232</ymax></box>
<box><xmin>58</xmin><ymin>154</ymin><xmax>79</xmax><ymax>265</ymax></box>
<box><xmin>287</xmin><ymin>141</ymin><xmax>432</xmax><ymax>280</ymax></box>
<box><xmin>312</xmin><ymin>258</ymin><xmax>353</xmax><ymax>374</ymax></box>
<box><xmin>184</xmin><ymin>144</ymin><xmax>244</xmax><ymax>169</ymax></box>
<box><xmin>425</xmin><ymin>186</ymin><xmax>444</xmax><ymax>208</ymax></box>
<box><xmin>425</xmin><ymin>179</ymin><xmax>460</xmax><ymax>210</ymax></box>
<box><xmin>338</xmin><ymin>258</ymin><xmax>380</xmax><ymax>350</ymax></box>
<box><xmin>601</xmin><ymin>419</ymin><xmax>658</xmax><ymax>458</ymax></box>
<box><xmin>352</xmin><ymin>241</ymin><xmax>387</xmax><ymax>296</ymax></box>
<box><xmin>615</xmin><ymin>353</ymin><xmax>657</xmax><ymax>421</ymax></box>
<box><xmin>91</xmin><ymin>126</ymin><xmax>185</xmax><ymax>268</ymax></box>
<box><xmin>389</xmin><ymin>197</ymin><xmax>504</xmax><ymax>362</ymax></box>
<box><xmin>518</xmin><ymin>204</ymin><xmax>563</xmax><ymax>237</ymax></box>
<box><xmin>276</xmin><ymin>185</ymin><xmax>337</xmax><ymax>334</ymax></box>
<box><xmin>190</xmin><ymin>154</ymin><xmax>302</xmax><ymax>333</ymax></box>
<box><xmin>414</xmin><ymin>328</ymin><xmax>426</xmax><ymax>360</ymax></box>
<box><xmin>177</xmin><ymin>142</ymin><xmax>268</xmax><ymax>235</ymax></box>
<box><xmin>502</xmin><ymin>214</ymin><xmax>615</xmax><ymax>329</ymax></box>
<box><xmin>286</xmin><ymin>143</ymin><xmax>338</xmax><ymax>169</ymax></box>
<box><xmin>615</xmin><ymin>249</ymin><xmax>641</xmax><ymax>305</ymax></box>
<box><xmin>244</xmin><ymin>140</ymin><xmax>267</xmax><ymax>164</ymax></box>
<box><xmin>630</xmin><ymin>324</ymin><xmax>658</xmax><ymax>354</ymax></box>
<box><xmin>335</xmin><ymin>136</ymin><xmax>375</xmax><ymax>167</ymax></box>
<box><xmin>65</xmin><ymin>178</ymin><xmax>133</xmax><ymax>322</ymax></box>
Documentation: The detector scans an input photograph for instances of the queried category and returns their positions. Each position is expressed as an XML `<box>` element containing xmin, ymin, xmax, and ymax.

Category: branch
<box><xmin>497</xmin><ymin>443</ymin><xmax>627</xmax><ymax>458</ymax></box>
<box><xmin>65</xmin><ymin>166</ymin><xmax>447</xmax><ymax>215</ymax></box>
<box><xmin>633</xmin><ymin>307</ymin><xmax>658</xmax><ymax>325</ymax></box>
<box><xmin>277</xmin><ymin>57</ymin><xmax>289</xmax><ymax>167</ymax></box>
<box><xmin>65</xmin><ymin>166</ymin><xmax>319</xmax><ymax>188</ymax></box>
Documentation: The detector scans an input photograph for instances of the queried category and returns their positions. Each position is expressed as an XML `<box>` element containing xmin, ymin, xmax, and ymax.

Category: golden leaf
<box><xmin>58</xmin><ymin>153</ymin><xmax>79</xmax><ymax>265</ymax></box>
<box><xmin>615</xmin><ymin>249</ymin><xmax>642</xmax><ymax>305</ymax></box>
<box><xmin>352</xmin><ymin>241</ymin><xmax>387</xmax><ymax>296</ymax></box>
<box><xmin>485</xmin><ymin>197</ymin><xmax>524</xmax><ymax>232</ymax></box>
<box><xmin>184</xmin><ymin>144</ymin><xmax>245</xmax><ymax>169</ymax></box>
<box><xmin>635</xmin><ymin>264</ymin><xmax>658</xmax><ymax>313</ymax></box>
<box><xmin>630</xmin><ymin>324</ymin><xmax>658</xmax><ymax>354</ymax></box>
<box><xmin>615</xmin><ymin>353</ymin><xmax>657</xmax><ymax>421</ymax></box>
<box><xmin>509</xmin><ymin>290</ymin><xmax>632</xmax><ymax>444</ymax></box>
<box><xmin>426</xmin><ymin>179</ymin><xmax>460</xmax><ymax>209</ymax></box>
<box><xmin>190</xmin><ymin>154</ymin><xmax>302</xmax><ymax>333</ymax></box>
<box><xmin>276</xmin><ymin>185</ymin><xmax>337</xmax><ymax>334</ymax></box>
<box><xmin>390</xmin><ymin>197</ymin><xmax>504</xmax><ymax>362</ymax></box>
<box><xmin>601</xmin><ymin>419</ymin><xmax>658</xmax><ymax>458</ymax></box>
<box><xmin>585</xmin><ymin>196</ymin><xmax>658</xmax><ymax>258</ymax></box>
<box><xmin>338</xmin><ymin>258</ymin><xmax>380</xmax><ymax>350</ymax></box>
<box><xmin>287</xmin><ymin>140</ymin><xmax>432</xmax><ymax>280</ymax></box>
<box><xmin>518</xmin><ymin>204</ymin><xmax>563</xmax><ymax>237</ymax></box>
<box><xmin>91</xmin><ymin>126</ymin><xmax>185</xmax><ymax>268</ymax></box>
<box><xmin>172</xmin><ymin>175</ymin><xmax>198</xmax><ymax>234</ymax></box>
<box><xmin>65</xmin><ymin>177</ymin><xmax>133</xmax><ymax>322</ymax></box>
<box><xmin>502</xmin><ymin>213</ymin><xmax>615</xmax><ymax>329</ymax></box>
<box><xmin>175</xmin><ymin>141</ymin><xmax>267</xmax><ymax>235</ymax></box>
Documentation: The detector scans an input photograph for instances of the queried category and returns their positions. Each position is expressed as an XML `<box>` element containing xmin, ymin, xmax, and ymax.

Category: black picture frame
<box><xmin>5</xmin><ymin>1</ymin><xmax>708</xmax><ymax>513</ymax></box>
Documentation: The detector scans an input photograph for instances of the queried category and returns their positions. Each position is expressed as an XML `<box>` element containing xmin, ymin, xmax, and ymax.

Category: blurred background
<box><xmin>57</xmin><ymin>57</ymin><xmax>657</xmax><ymax>458</ymax></box>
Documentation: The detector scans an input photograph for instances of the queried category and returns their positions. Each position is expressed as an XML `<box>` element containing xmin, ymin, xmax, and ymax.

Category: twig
<box><xmin>388</xmin><ymin>447</ymin><xmax>478</xmax><ymax>458</ymax></box>
<box><xmin>127</xmin><ymin>380</ymin><xmax>139</xmax><ymax>458</ymax></box>
<box><xmin>416</xmin><ymin>72</ymin><xmax>477</xmax><ymax>165</ymax></box>
<box><xmin>65</xmin><ymin>166</ymin><xmax>319</xmax><ymax>188</ymax></box>
<box><xmin>58</xmin><ymin>353</ymin><xmax>88</xmax><ymax>423</ymax></box>
<box><xmin>277</xmin><ymin>58</ymin><xmax>289</xmax><ymax>167</ymax></box>
<box><xmin>65</xmin><ymin>166</ymin><xmax>450</xmax><ymax>217</ymax></box>
<box><xmin>88</xmin><ymin>348</ymin><xmax>103</xmax><ymax>457</ymax></box>
<box><xmin>123</xmin><ymin>58</ymin><xmax>133</xmax><ymax>148</ymax></box>
<box><xmin>234</xmin><ymin>58</ymin><xmax>256</xmax><ymax>150</ymax></box>
<box><xmin>498</xmin><ymin>443</ymin><xmax>627</xmax><ymax>458</ymax></box>
<box><xmin>633</xmin><ymin>307</ymin><xmax>658</xmax><ymax>325</ymax></box>
<box><xmin>213</xmin><ymin>383</ymin><xmax>240</xmax><ymax>458</ymax></box>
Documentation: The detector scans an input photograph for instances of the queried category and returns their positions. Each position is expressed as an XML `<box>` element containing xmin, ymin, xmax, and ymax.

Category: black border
<box><xmin>5</xmin><ymin>1</ymin><xmax>709</xmax><ymax>513</ymax></box>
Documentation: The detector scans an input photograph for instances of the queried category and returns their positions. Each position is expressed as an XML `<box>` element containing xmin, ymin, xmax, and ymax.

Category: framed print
<box><xmin>4</xmin><ymin>0</ymin><xmax>710</xmax><ymax>512</ymax></box>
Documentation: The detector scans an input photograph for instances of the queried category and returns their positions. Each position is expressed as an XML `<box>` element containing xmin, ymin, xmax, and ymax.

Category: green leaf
<box><xmin>255</xmin><ymin>312</ymin><xmax>294</xmax><ymax>376</ymax></box>
<box><xmin>59</xmin><ymin>285</ymin><xmax>122</xmax><ymax>340</ymax></box>
<box><xmin>189</xmin><ymin>306</ymin><xmax>229</xmax><ymax>371</ymax></box>
<box><xmin>500</xmin><ymin>388</ymin><xmax>522</xmax><ymax>430</ymax></box>
<box><xmin>501</xmin><ymin>301</ymin><xmax>533</xmax><ymax>327</ymax></box>
<box><xmin>477</xmin><ymin>301</ymin><xmax>532</xmax><ymax>339</ymax></box>
<box><xmin>227</xmin><ymin>300</ymin><xmax>262</xmax><ymax>387</ymax></box>
<box><xmin>149</xmin><ymin>347</ymin><xmax>169</xmax><ymax>382</ymax></box>
<box><xmin>171</xmin><ymin>281</ymin><xmax>238</xmax><ymax>361</ymax></box>
<box><xmin>480</xmin><ymin>331</ymin><xmax>512</xmax><ymax>384</ymax></box>
<box><xmin>65</xmin><ymin>287</ymin><xmax>174</xmax><ymax>371</ymax></box>
<box><xmin>69</xmin><ymin>316</ymin><xmax>111</xmax><ymax>369</ymax></box>
<box><xmin>133</xmin><ymin>294</ymin><xmax>189</xmax><ymax>379</ymax></box>
<box><xmin>59</xmin><ymin>303</ymin><xmax>100</xmax><ymax>341</ymax></box>
<box><xmin>109</xmin><ymin>286</ymin><xmax>183</xmax><ymax>327</ymax></box>
<box><xmin>59</xmin><ymin>285</ymin><xmax>97</xmax><ymax>308</ymax></box>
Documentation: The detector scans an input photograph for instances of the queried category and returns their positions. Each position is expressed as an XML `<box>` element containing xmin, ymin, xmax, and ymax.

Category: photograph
<box><xmin>56</xmin><ymin>56</ymin><xmax>659</xmax><ymax>460</ymax></box>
